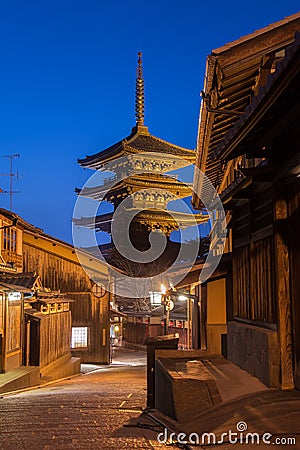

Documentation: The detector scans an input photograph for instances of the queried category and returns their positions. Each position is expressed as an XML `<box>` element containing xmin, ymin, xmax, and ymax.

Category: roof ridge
<box><xmin>0</xmin><ymin>207</ymin><xmax>43</xmax><ymax>233</ymax></box>
<box><xmin>212</xmin><ymin>11</ymin><xmax>300</xmax><ymax>55</ymax></box>
<box><xmin>126</xmin><ymin>132</ymin><xmax>195</xmax><ymax>153</ymax></box>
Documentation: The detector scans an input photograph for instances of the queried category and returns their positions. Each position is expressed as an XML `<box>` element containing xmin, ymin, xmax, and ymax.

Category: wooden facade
<box><xmin>174</xmin><ymin>258</ymin><xmax>231</xmax><ymax>354</ymax></box>
<box><xmin>26</xmin><ymin>307</ymin><xmax>71</xmax><ymax>368</ymax></box>
<box><xmin>0</xmin><ymin>208</ymin><xmax>110</xmax><ymax>376</ymax></box>
<box><xmin>193</xmin><ymin>14</ymin><xmax>300</xmax><ymax>389</ymax></box>
<box><xmin>22</xmin><ymin>230</ymin><xmax>110</xmax><ymax>364</ymax></box>
<box><xmin>0</xmin><ymin>288</ymin><xmax>23</xmax><ymax>372</ymax></box>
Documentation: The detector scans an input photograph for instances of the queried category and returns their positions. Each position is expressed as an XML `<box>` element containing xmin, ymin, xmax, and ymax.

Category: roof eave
<box><xmin>213</xmin><ymin>33</ymin><xmax>300</xmax><ymax>162</ymax></box>
<box><xmin>193</xmin><ymin>55</ymin><xmax>218</xmax><ymax>209</ymax></box>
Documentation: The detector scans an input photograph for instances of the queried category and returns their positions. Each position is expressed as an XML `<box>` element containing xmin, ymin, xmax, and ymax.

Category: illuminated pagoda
<box><xmin>75</xmin><ymin>52</ymin><xmax>207</xmax><ymax>272</ymax></box>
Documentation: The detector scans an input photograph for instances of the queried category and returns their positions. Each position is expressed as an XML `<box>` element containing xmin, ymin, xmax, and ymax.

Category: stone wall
<box><xmin>227</xmin><ymin>321</ymin><xmax>280</xmax><ymax>388</ymax></box>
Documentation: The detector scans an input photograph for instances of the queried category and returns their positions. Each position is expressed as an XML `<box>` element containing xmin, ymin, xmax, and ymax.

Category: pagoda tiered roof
<box><xmin>78</xmin><ymin>124</ymin><xmax>196</xmax><ymax>169</ymax></box>
<box><xmin>75</xmin><ymin>52</ymin><xmax>208</xmax><ymax>257</ymax></box>
<box><xmin>73</xmin><ymin>208</ymin><xmax>207</xmax><ymax>235</ymax></box>
<box><xmin>76</xmin><ymin>173</ymin><xmax>193</xmax><ymax>201</ymax></box>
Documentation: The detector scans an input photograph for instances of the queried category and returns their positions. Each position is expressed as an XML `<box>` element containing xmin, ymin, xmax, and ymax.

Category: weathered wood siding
<box><xmin>23</xmin><ymin>245</ymin><xmax>92</xmax><ymax>293</ymax></box>
<box><xmin>233</xmin><ymin>183</ymin><xmax>275</xmax><ymax>324</ymax></box>
<box><xmin>233</xmin><ymin>236</ymin><xmax>275</xmax><ymax>323</ymax></box>
<box><xmin>39</xmin><ymin>311</ymin><xmax>71</xmax><ymax>368</ymax></box>
<box><xmin>288</xmin><ymin>187</ymin><xmax>300</xmax><ymax>389</ymax></box>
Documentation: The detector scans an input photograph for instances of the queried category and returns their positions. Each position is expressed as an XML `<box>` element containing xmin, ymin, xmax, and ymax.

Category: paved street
<box><xmin>0</xmin><ymin>349</ymin><xmax>168</xmax><ymax>449</ymax></box>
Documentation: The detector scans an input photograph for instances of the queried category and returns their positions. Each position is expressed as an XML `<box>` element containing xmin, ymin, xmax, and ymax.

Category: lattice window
<box><xmin>233</xmin><ymin>237</ymin><xmax>275</xmax><ymax>323</ymax></box>
<box><xmin>2</xmin><ymin>226</ymin><xmax>17</xmax><ymax>252</ymax></box>
<box><xmin>71</xmin><ymin>327</ymin><xmax>88</xmax><ymax>349</ymax></box>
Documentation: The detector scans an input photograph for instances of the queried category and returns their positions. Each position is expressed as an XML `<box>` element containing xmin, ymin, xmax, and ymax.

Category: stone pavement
<box><xmin>0</xmin><ymin>349</ymin><xmax>168</xmax><ymax>449</ymax></box>
<box><xmin>1</xmin><ymin>348</ymin><xmax>300</xmax><ymax>449</ymax></box>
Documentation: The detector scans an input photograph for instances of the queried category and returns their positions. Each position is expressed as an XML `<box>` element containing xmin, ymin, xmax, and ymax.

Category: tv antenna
<box><xmin>0</xmin><ymin>153</ymin><xmax>20</xmax><ymax>211</ymax></box>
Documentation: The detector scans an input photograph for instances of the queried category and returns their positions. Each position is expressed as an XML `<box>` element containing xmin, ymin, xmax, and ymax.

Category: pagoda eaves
<box><xmin>73</xmin><ymin>208</ymin><xmax>207</xmax><ymax>235</ymax></box>
<box><xmin>76</xmin><ymin>173</ymin><xmax>194</xmax><ymax>203</ymax></box>
<box><xmin>78</xmin><ymin>125</ymin><xmax>196</xmax><ymax>170</ymax></box>
<box><xmin>75</xmin><ymin>52</ymin><xmax>208</xmax><ymax>269</ymax></box>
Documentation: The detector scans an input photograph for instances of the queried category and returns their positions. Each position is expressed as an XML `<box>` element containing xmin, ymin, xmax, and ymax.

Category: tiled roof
<box><xmin>74</xmin><ymin>208</ymin><xmax>207</xmax><ymax>233</ymax></box>
<box><xmin>214</xmin><ymin>31</ymin><xmax>300</xmax><ymax>160</ymax></box>
<box><xmin>0</xmin><ymin>207</ymin><xmax>42</xmax><ymax>233</ymax></box>
<box><xmin>213</xmin><ymin>12</ymin><xmax>300</xmax><ymax>55</ymax></box>
<box><xmin>78</xmin><ymin>126</ymin><xmax>195</xmax><ymax>169</ymax></box>
<box><xmin>76</xmin><ymin>173</ymin><xmax>192</xmax><ymax>201</ymax></box>
<box><xmin>193</xmin><ymin>13</ymin><xmax>300</xmax><ymax>207</ymax></box>
<box><xmin>126</xmin><ymin>134</ymin><xmax>195</xmax><ymax>157</ymax></box>
<box><xmin>0</xmin><ymin>272</ymin><xmax>40</xmax><ymax>289</ymax></box>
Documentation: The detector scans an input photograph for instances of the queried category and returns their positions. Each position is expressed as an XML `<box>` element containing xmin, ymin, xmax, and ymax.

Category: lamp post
<box><xmin>160</xmin><ymin>285</ymin><xmax>174</xmax><ymax>335</ymax></box>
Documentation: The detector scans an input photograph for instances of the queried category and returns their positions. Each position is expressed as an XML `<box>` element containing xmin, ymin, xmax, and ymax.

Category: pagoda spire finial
<box><xmin>135</xmin><ymin>51</ymin><xmax>145</xmax><ymax>125</ymax></box>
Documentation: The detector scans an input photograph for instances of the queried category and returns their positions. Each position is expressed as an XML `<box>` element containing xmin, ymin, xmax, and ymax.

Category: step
<box><xmin>40</xmin><ymin>357</ymin><xmax>81</xmax><ymax>384</ymax></box>
<box><xmin>0</xmin><ymin>366</ymin><xmax>40</xmax><ymax>394</ymax></box>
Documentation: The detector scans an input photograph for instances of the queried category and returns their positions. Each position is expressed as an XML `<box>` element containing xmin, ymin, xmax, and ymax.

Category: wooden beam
<box><xmin>274</xmin><ymin>198</ymin><xmax>294</xmax><ymax>389</ymax></box>
<box><xmin>192</xmin><ymin>286</ymin><xmax>201</xmax><ymax>350</ymax></box>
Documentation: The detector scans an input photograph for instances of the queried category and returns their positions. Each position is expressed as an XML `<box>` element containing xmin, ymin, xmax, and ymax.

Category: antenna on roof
<box><xmin>135</xmin><ymin>51</ymin><xmax>145</xmax><ymax>125</ymax></box>
<box><xmin>0</xmin><ymin>153</ymin><xmax>20</xmax><ymax>211</ymax></box>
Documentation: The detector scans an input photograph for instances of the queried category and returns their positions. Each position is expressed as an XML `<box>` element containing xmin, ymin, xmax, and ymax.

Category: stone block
<box><xmin>227</xmin><ymin>321</ymin><xmax>280</xmax><ymax>388</ymax></box>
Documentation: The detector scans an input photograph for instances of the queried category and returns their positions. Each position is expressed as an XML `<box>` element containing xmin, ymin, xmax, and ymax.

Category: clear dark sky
<box><xmin>0</xmin><ymin>1</ymin><xmax>298</xmax><ymax>243</ymax></box>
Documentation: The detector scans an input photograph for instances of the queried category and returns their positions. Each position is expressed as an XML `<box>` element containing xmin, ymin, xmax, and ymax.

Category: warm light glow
<box><xmin>178</xmin><ymin>295</ymin><xmax>188</xmax><ymax>301</ymax></box>
<box><xmin>8</xmin><ymin>291</ymin><xmax>21</xmax><ymax>301</ymax></box>
<box><xmin>149</xmin><ymin>292</ymin><xmax>162</xmax><ymax>306</ymax></box>
<box><xmin>161</xmin><ymin>284</ymin><xmax>166</xmax><ymax>294</ymax></box>
<box><xmin>114</xmin><ymin>325</ymin><xmax>120</xmax><ymax>332</ymax></box>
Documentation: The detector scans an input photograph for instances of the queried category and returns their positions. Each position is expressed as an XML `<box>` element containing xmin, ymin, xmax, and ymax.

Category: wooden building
<box><xmin>161</xmin><ymin>254</ymin><xmax>232</xmax><ymax>354</ymax></box>
<box><xmin>22</xmin><ymin>220</ymin><xmax>110</xmax><ymax>364</ymax></box>
<box><xmin>0</xmin><ymin>208</ymin><xmax>110</xmax><ymax>376</ymax></box>
<box><xmin>0</xmin><ymin>272</ymin><xmax>75</xmax><ymax>376</ymax></box>
<box><xmin>193</xmin><ymin>13</ymin><xmax>300</xmax><ymax>389</ymax></box>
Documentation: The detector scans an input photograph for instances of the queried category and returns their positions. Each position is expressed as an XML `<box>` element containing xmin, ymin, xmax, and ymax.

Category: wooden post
<box><xmin>2</xmin><ymin>295</ymin><xmax>7</xmax><ymax>372</ymax></box>
<box><xmin>187</xmin><ymin>298</ymin><xmax>192</xmax><ymax>349</ymax></box>
<box><xmin>200</xmin><ymin>283</ymin><xmax>207</xmax><ymax>350</ymax></box>
<box><xmin>192</xmin><ymin>287</ymin><xmax>201</xmax><ymax>349</ymax></box>
<box><xmin>274</xmin><ymin>198</ymin><xmax>294</xmax><ymax>390</ymax></box>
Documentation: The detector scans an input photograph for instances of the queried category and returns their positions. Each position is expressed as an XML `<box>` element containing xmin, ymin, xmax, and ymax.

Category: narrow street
<box><xmin>0</xmin><ymin>349</ymin><xmax>167</xmax><ymax>449</ymax></box>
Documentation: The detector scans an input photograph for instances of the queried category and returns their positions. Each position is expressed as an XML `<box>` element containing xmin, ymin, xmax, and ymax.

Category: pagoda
<box><xmin>74</xmin><ymin>52</ymin><xmax>207</xmax><ymax>273</ymax></box>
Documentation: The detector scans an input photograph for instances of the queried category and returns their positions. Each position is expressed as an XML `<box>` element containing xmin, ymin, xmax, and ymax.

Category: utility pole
<box><xmin>0</xmin><ymin>153</ymin><xmax>20</xmax><ymax>211</ymax></box>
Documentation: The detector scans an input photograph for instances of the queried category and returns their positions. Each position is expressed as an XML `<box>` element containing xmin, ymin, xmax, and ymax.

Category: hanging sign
<box><xmin>92</xmin><ymin>283</ymin><xmax>106</xmax><ymax>298</ymax></box>
<box><xmin>8</xmin><ymin>291</ymin><xmax>22</xmax><ymax>301</ymax></box>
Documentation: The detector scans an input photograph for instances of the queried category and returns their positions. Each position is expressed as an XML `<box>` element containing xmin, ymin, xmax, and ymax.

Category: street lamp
<box><xmin>160</xmin><ymin>284</ymin><xmax>174</xmax><ymax>335</ymax></box>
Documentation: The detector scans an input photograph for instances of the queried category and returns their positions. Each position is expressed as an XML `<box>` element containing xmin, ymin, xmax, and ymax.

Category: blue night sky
<box><xmin>0</xmin><ymin>1</ymin><xmax>298</xmax><ymax>244</ymax></box>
